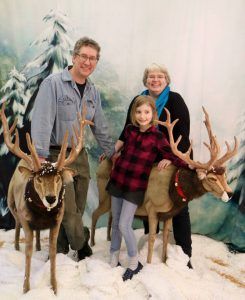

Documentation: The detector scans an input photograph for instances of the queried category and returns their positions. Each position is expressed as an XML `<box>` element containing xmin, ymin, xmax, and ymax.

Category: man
<box><xmin>31</xmin><ymin>37</ymin><xmax>115</xmax><ymax>260</ymax></box>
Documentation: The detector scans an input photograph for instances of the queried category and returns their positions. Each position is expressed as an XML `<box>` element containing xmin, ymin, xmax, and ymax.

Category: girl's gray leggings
<box><xmin>110</xmin><ymin>196</ymin><xmax>138</xmax><ymax>257</ymax></box>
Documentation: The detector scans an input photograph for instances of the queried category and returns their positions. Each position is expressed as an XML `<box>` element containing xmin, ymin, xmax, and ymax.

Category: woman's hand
<box><xmin>157</xmin><ymin>159</ymin><xmax>172</xmax><ymax>170</ymax></box>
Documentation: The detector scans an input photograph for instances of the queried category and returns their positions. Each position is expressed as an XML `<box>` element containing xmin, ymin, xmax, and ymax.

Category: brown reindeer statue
<box><xmin>91</xmin><ymin>107</ymin><xmax>238</xmax><ymax>264</ymax></box>
<box><xmin>0</xmin><ymin>102</ymin><xmax>93</xmax><ymax>294</ymax></box>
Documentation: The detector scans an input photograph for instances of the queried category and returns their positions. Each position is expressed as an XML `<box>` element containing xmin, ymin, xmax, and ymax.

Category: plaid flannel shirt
<box><xmin>109</xmin><ymin>125</ymin><xmax>187</xmax><ymax>192</ymax></box>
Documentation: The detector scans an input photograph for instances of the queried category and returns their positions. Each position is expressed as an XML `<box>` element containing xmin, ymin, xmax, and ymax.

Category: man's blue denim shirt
<box><xmin>31</xmin><ymin>66</ymin><xmax>115</xmax><ymax>158</ymax></box>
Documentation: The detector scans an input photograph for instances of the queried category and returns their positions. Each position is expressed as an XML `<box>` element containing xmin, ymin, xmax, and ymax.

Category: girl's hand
<box><xmin>157</xmin><ymin>159</ymin><xmax>172</xmax><ymax>170</ymax></box>
<box><xmin>111</xmin><ymin>152</ymin><xmax>121</xmax><ymax>169</ymax></box>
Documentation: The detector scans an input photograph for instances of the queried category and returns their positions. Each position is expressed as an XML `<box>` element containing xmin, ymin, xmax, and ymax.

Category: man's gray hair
<box><xmin>73</xmin><ymin>37</ymin><xmax>101</xmax><ymax>60</ymax></box>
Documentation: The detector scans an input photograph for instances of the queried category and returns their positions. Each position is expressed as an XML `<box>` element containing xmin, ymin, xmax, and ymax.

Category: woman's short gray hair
<box><xmin>142</xmin><ymin>63</ymin><xmax>171</xmax><ymax>86</ymax></box>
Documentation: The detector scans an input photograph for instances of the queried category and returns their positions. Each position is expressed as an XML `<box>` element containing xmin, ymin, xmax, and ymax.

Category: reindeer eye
<box><xmin>209</xmin><ymin>177</ymin><xmax>217</xmax><ymax>182</ymax></box>
<box><xmin>36</xmin><ymin>177</ymin><xmax>42</xmax><ymax>183</ymax></box>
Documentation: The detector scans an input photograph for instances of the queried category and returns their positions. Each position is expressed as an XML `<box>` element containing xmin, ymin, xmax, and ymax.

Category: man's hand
<box><xmin>157</xmin><ymin>159</ymin><xmax>172</xmax><ymax>170</ymax></box>
<box><xmin>39</xmin><ymin>157</ymin><xmax>46</xmax><ymax>163</ymax></box>
<box><xmin>99</xmin><ymin>153</ymin><xmax>106</xmax><ymax>162</ymax></box>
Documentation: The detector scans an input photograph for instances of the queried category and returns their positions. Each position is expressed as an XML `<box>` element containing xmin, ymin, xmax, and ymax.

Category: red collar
<box><xmin>174</xmin><ymin>170</ymin><xmax>187</xmax><ymax>202</ymax></box>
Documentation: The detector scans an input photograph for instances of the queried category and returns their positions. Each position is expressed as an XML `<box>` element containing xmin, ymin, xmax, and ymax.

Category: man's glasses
<box><xmin>76</xmin><ymin>53</ymin><xmax>98</xmax><ymax>64</ymax></box>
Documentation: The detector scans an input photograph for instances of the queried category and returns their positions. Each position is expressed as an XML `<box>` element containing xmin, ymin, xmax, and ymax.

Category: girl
<box><xmin>106</xmin><ymin>95</ymin><xmax>187</xmax><ymax>281</ymax></box>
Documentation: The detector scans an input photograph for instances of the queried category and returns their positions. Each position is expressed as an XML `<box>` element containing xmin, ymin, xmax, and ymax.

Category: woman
<box><xmin>117</xmin><ymin>63</ymin><xmax>193</xmax><ymax>268</ymax></box>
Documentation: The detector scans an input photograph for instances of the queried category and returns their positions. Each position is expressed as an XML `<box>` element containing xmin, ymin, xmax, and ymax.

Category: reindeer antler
<box><xmin>202</xmin><ymin>106</ymin><xmax>238</xmax><ymax>167</ymax></box>
<box><xmin>56</xmin><ymin>102</ymin><xmax>94</xmax><ymax>171</ymax></box>
<box><xmin>155</xmin><ymin>107</ymin><xmax>220</xmax><ymax>171</ymax></box>
<box><xmin>0</xmin><ymin>102</ymin><xmax>41</xmax><ymax>172</ymax></box>
<box><xmin>201</xmin><ymin>106</ymin><xmax>221</xmax><ymax>169</ymax></box>
<box><xmin>214</xmin><ymin>137</ymin><xmax>238</xmax><ymax>166</ymax></box>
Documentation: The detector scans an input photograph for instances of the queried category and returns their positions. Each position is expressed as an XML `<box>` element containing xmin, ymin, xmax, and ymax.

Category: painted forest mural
<box><xmin>0</xmin><ymin>3</ymin><xmax>244</xmax><ymax>252</ymax></box>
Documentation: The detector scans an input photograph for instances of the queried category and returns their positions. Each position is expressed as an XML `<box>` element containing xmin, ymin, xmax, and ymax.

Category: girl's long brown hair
<box><xmin>130</xmin><ymin>95</ymin><xmax>158</xmax><ymax>126</ymax></box>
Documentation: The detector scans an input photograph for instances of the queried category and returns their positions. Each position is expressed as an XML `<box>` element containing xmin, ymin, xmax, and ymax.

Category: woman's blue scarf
<box><xmin>141</xmin><ymin>86</ymin><xmax>170</xmax><ymax>117</ymax></box>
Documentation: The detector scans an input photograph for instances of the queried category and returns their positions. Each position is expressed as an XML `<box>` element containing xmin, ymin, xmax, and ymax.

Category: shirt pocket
<box><xmin>57</xmin><ymin>96</ymin><xmax>77</xmax><ymax>121</ymax></box>
<box><xmin>85</xmin><ymin>99</ymin><xmax>95</xmax><ymax>121</ymax></box>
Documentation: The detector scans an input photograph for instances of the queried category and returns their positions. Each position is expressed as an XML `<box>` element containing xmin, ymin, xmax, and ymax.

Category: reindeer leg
<box><xmin>35</xmin><ymin>230</ymin><xmax>41</xmax><ymax>251</ymax></box>
<box><xmin>147</xmin><ymin>210</ymin><xmax>158</xmax><ymax>264</ymax></box>
<box><xmin>93</xmin><ymin>160</ymin><xmax>112</xmax><ymax>246</ymax></box>
<box><xmin>15</xmin><ymin>221</ymin><xmax>21</xmax><ymax>251</ymax></box>
<box><xmin>21</xmin><ymin>221</ymin><xmax>33</xmax><ymax>294</ymax></box>
<box><xmin>49</xmin><ymin>226</ymin><xmax>59</xmax><ymax>295</ymax></box>
<box><xmin>49</xmin><ymin>207</ymin><xmax>64</xmax><ymax>295</ymax></box>
<box><xmin>162</xmin><ymin>218</ymin><xmax>172</xmax><ymax>263</ymax></box>
<box><xmin>90</xmin><ymin>201</ymin><xmax>111</xmax><ymax>246</ymax></box>
<box><xmin>107</xmin><ymin>211</ymin><xmax>112</xmax><ymax>241</ymax></box>
<box><xmin>7</xmin><ymin>189</ymin><xmax>20</xmax><ymax>250</ymax></box>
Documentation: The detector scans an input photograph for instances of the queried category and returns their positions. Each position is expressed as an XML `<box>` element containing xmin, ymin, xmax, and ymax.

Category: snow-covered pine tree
<box><xmin>0</xmin><ymin>66</ymin><xmax>28</xmax><ymax>226</ymax></box>
<box><xmin>227</xmin><ymin>110</ymin><xmax>245</xmax><ymax>212</ymax></box>
<box><xmin>216</xmin><ymin>110</ymin><xmax>245</xmax><ymax>252</ymax></box>
<box><xmin>0</xmin><ymin>67</ymin><xmax>28</xmax><ymax>155</ymax></box>
<box><xmin>0</xmin><ymin>9</ymin><xmax>73</xmax><ymax>228</ymax></box>
<box><xmin>23</xmin><ymin>9</ymin><xmax>73</xmax><ymax>122</ymax></box>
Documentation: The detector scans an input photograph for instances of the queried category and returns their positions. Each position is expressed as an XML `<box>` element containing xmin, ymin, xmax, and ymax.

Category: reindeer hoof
<box><xmin>187</xmin><ymin>260</ymin><xmax>193</xmax><ymax>269</ymax></box>
<box><xmin>23</xmin><ymin>284</ymin><xmax>30</xmax><ymax>294</ymax></box>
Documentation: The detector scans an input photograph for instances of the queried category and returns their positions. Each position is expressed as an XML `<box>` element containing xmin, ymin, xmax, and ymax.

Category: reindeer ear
<box><xmin>196</xmin><ymin>169</ymin><xmax>207</xmax><ymax>180</ymax></box>
<box><xmin>18</xmin><ymin>166</ymin><xmax>32</xmax><ymax>176</ymax></box>
<box><xmin>62</xmin><ymin>167</ymin><xmax>77</xmax><ymax>184</ymax></box>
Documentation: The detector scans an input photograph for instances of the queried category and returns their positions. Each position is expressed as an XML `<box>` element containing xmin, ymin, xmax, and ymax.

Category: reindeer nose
<box><xmin>46</xmin><ymin>196</ymin><xmax>56</xmax><ymax>204</ymax></box>
<box><xmin>227</xmin><ymin>192</ymin><xmax>233</xmax><ymax>199</ymax></box>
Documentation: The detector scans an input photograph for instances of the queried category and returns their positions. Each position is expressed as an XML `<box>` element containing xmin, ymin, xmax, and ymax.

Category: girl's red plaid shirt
<box><xmin>109</xmin><ymin>125</ymin><xmax>187</xmax><ymax>192</ymax></box>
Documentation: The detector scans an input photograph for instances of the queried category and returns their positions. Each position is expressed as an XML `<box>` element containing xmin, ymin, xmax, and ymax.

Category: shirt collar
<box><xmin>131</xmin><ymin>124</ymin><xmax>157</xmax><ymax>134</ymax></box>
<box><xmin>61</xmin><ymin>66</ymin><xmax>94</xmax><ymax>89</ymax></box>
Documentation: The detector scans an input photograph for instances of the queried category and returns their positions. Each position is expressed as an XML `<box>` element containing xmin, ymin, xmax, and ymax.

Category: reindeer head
<box><xmin>200</xmin><ymin>167</ymin><xmax>230</xmax><ymax>201</ymax></box>
<box><xmin>0</xmin><ymin>102</ymin><xmax>93</xmax><ymax>212</ymax></box>
<box><xmin>19</xmin><ymin>161</ymin><xmax>76</xmax><ymax>211</ymax></box>
<box><xmin>156</xmin><ymin>107</ymin><xmax>238</xmax><ymax>202</ymax></box>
